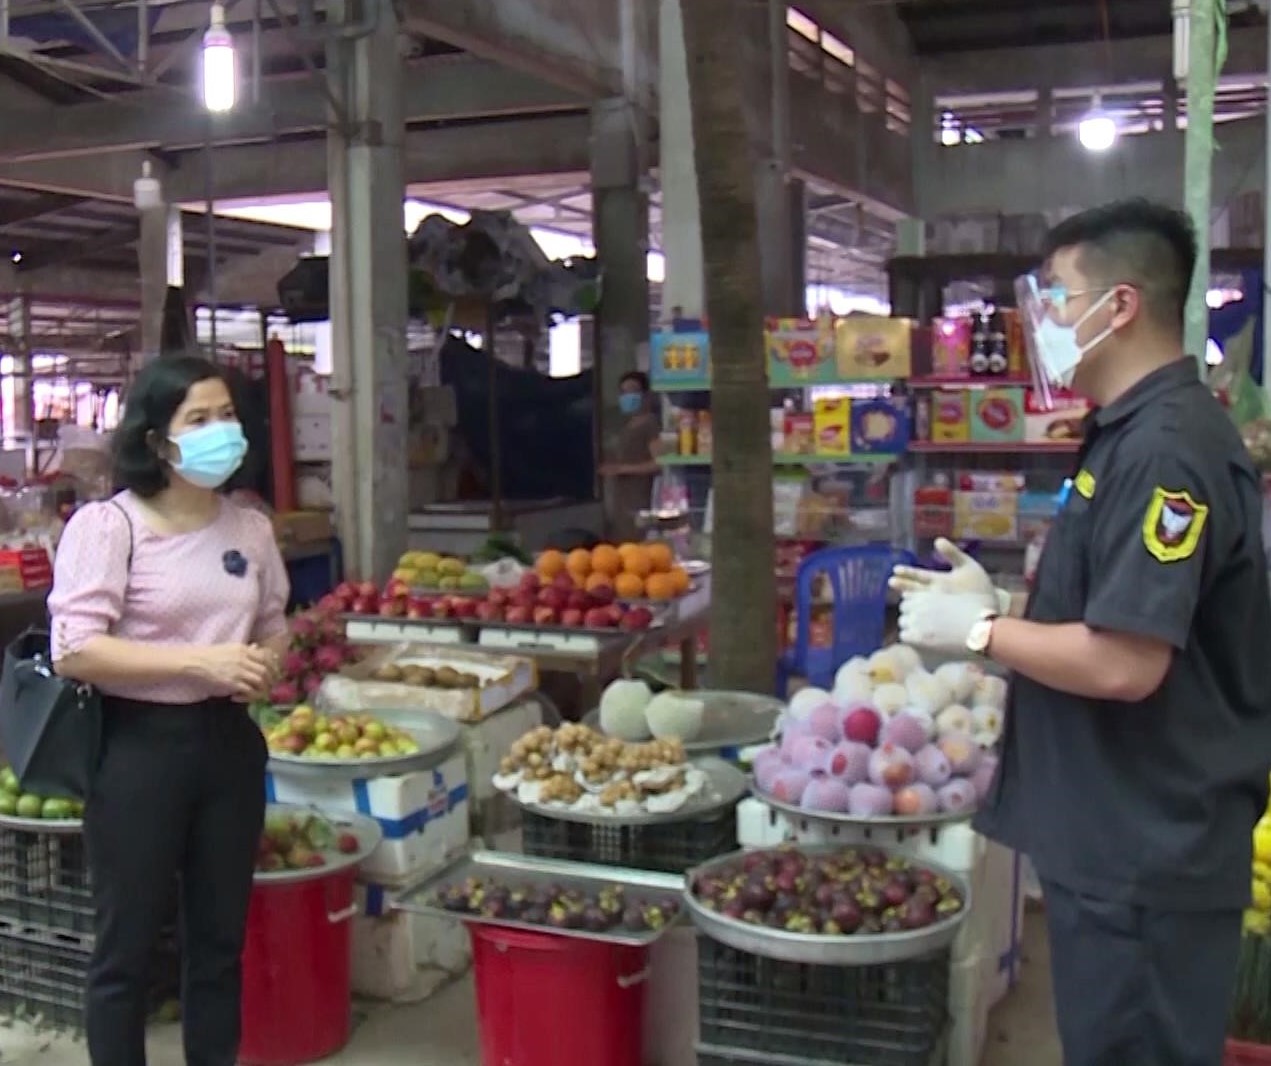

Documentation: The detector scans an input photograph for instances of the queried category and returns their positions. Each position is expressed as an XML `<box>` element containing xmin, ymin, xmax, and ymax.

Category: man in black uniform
<box><xmin>893</xmin><ymin>200</ymin><xmax>1271</xmax><ymax>1066</ymax></box>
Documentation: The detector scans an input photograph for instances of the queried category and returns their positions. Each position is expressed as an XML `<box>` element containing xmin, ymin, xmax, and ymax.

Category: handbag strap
<box><xmin>107</xmin><ymin>498</ymin><xmax>134</xmax><ymax>570</ymax></box>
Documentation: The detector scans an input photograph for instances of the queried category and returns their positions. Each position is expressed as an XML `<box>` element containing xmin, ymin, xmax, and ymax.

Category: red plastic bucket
<box><xmin>1226</xmin><ymin>1039</ymin><xmax>1271</xmax><ymax>1066</ymax></box>
<box><xmin>239</xmin><ymin>869</ymin><xmax>359</xmax><ymax>1066</ymax></box>
<box><xmin>470</xmin><ymin>924</ymin><xmax>649</xmax><ymax>1066</ymax></box>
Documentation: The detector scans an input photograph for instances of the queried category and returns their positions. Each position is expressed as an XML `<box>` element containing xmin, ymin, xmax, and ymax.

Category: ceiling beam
<box><xmin>17</xmin><ymin>222</ymin><xmax>140</xmax><ymax>273</ymax></box>
<box><xmin>0</xmin><ymin>192</ymin><xmax>85</xmax><ymax>227</ymax></box>
<box><xmin>0</xmin><ymin>55</ymin><xmax>585</xmax><ymax>163</ymax></box>
<box><xmin>923</xmin><ymin>25</ymin><xmax>1266</xmax><ymax>93</ymax></box>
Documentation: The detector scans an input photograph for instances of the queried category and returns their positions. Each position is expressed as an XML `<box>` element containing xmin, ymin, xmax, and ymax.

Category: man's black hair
<box><xmin>112</xmin><ymin>355</ymin><xmax>231</xmax><ymax>498</ymax></box>
<box><xmin>619</xmin><ymin>370</ymin><xmax>650</xmax><ymax>391</ymax></box>
<box><xmin>1041</xmin><ymin>199</ymin><xmax>1197</xmax><ymax>332</ymax></box>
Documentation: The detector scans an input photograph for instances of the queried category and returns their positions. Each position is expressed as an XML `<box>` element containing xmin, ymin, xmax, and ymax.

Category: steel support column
<box><xmin>326</xmin><ymin>0</ymin><xmax>409</xmax><ymax>581</ymax></box>
<box><xmin>658</xmin><ymin>0</ymin><xmax>704</xmax><ymax>319</ymax></box>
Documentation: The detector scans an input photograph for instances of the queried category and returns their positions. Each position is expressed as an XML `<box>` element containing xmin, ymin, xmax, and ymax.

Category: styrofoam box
<box><xmin>643</xmin><ymin>926</ymin><xmax>699</xmax><ymax>1066</ymax></box>
<box><xmin>265</xmin><ymin>751</ymin><xmax>470</xmax><ymax>883</ymax></box>
<box><xmin>345</xmin><ymin>618</ymin><xmax>472</xmax><ymax>646</ymax></box>
<box><xmin>946</xmin><ymin>950</ymin><xmax>991</xmax><ymax>1066</ymax></box>
<box><xmin>350</xmin><ymin>880</ymin><xmax>471</xmax><ymax>1003</ymax></box>
<box><xmin>460</xmin><ymin>696</ymin><xmax>544</xmax><ymax>806</ymax></box>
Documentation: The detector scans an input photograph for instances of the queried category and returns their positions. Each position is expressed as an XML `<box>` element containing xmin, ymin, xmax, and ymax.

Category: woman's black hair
<box><xmin>619</xmin><ymin>370</ymin><xmax>650</xmax><ymax>392</ymax></box>
<box><xmin>112</xmin><ymin>355</ymin><xmax>231</xmax><ymax>498</ymax></box>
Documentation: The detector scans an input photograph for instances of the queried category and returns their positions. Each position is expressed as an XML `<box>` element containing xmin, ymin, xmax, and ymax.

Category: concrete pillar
<box><xmin>591</xmin><ymin>99</ymin><xmax>651</xmax><ymax>396</ymax></box>
<box><xmin>138</xmin><ymin>205</ymin><xmax>182</xmax><ymax>362</ymax></box>
<box><xmin>755</xmin><ymin>166</ymin><xmax>806</xmax><ymax>316</ymax></box>
<box><xmin>326</xmin><ymin>1</ymin><xmax>409</xmax><ymax>582</ymax></box>
<box><xmin>658</xmin><ymin>0</ymin><xmax>704</xmax><ymax>319</ymax></box>
<box><xmin>896</xmin><ymin>218</ymin><xmax>926</xmax><ymax>257</ymax></box>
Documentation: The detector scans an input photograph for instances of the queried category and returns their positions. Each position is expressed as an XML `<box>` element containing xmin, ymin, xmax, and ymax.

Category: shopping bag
<box><xmin>0</xmin><ymin>628</ymin><xmax>102</xmax><ymax>801</ymax></box>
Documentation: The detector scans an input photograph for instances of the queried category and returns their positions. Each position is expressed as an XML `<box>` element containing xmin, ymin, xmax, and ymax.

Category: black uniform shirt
<box><xmin>974</xmin><ymin>358</ymin><xmax>1271</xmax><ymax>910</ymax></box>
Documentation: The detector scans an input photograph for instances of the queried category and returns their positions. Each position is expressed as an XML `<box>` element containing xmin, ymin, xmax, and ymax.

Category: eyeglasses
<box><xmin>1034</xmin><ymin>285</ymin><xmax>1111</xmax><ymax>311</ymax></box>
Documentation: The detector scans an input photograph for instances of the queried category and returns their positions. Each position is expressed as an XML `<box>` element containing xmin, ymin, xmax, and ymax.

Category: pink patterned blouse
<box><xmin>48</xmin><ymin>492</ymin><xmax>291</xmax><ymax>704</ymax></box>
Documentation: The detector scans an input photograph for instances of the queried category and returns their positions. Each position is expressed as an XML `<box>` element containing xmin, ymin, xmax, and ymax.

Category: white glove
<box><xmin>899</xmin><ymin>590</ymin><xmax>996</xmax><ymax>654</ymax></box>
<box><xmin>890</xmin><ymin>538</ymin><xmax>1012</xmax><ymax>615</ymax></box>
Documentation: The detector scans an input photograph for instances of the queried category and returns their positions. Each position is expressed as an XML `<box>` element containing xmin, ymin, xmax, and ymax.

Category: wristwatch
<box><xmin>966</xmin><ymin>610</ymin><xmax>999</xmax><ymax>657</ymax></box>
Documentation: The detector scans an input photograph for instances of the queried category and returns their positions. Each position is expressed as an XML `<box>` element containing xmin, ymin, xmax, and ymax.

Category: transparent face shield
<box><xmin>1014</xmin><ymin>273</ymin><xmax>1117</xmax><ymax>411</ymax></box>
<box><xmin>1014</xmin><ymin>273</ymin><xmax>1056</xmax><ymax>409</ymax></box>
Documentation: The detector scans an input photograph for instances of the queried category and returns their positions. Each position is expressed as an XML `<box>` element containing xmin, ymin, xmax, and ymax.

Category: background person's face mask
<box><xmin>169</xmin><ymin>421</ymin><xmax>248</xmax><ymax>489</ymax></box>
<box><xmin>618</xmin><ymin>393</ymin><xmax>643</xmax><ymax>415</ymax></box>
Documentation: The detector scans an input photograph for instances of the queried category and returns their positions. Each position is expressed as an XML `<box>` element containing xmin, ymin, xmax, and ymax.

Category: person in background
<box><xmin>48</xmin><ymin>356</ymin><xmax>291</xmax><ymax>1066</ymax></box>
<box><xmin>600</xmin><ymin>370</ymin><xmax>663</xmax><ymax>542</ymax></box>
<box><xmin>891</xmin><ymin>200</ymin><xmax>1271</xmax><ymax>1066</ymax></box>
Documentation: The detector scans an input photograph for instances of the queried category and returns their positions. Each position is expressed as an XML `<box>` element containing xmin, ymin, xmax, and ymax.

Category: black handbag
<box><xmin>0</xmin><ymin>502</ymin><xmax>132</xmax><ymax>800</ymax></box>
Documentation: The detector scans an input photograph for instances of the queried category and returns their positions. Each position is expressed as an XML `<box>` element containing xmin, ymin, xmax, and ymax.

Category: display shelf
<box><xmin>658</xmin><ymin>452</ymin><xmax>899</xmax><ymax>467</ymax></box>
<box><xmin>908</xmin><ymin>375</ymin><xmax>1033</xmax><ymax>389</ymax></box>
<box><xmin>909</xmin><ymin>440</ymin><xmax>1079</xmax><ymax>455</ymax></box>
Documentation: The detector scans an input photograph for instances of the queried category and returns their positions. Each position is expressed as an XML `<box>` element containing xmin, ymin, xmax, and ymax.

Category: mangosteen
<box><xmin>722</xmin><ymin>900</ymin><xmax>747</xmax><ymax>921</ymax></box>
<box><xmin>899</xmin><ymin>898</ymin><xmax>937</xmax><ymax>930</ymax></box>
<box><xmin>859</xmin><ymin>847</ymin><xmax>887</xmax><ymax>869</ymax></box>
<box><xmin>481</xmin><ymin>898</ymin><xmax>509</xmax><ymax>919</ymax></box>
<box><xmin>622</xmin><ymin>904</ymin><xmax>646</xmax><ymax>931</ymax></box>
<box><xmin>742</xmin><ymin>909</ymin><xmax>765</xmax><ymax>925</ymax></box>
<box><xmin>814</xmin><ymin>882</ymin><xmax>837</xmax><ymax>908</ymax></box>
<box><xmin>522</xmin><ymin>905</ymin><xmax>548</xmax><ymax>925</ymax></box>
<box><xmin>740</xmin><ymin>879</ymin><xmax>776</xmax><ymax>910</ymax></box>
<box><xmin>936</xmin><ymin>895</ymin><xmax>964</xmax><ymax>916</ymax></box>
<box><xmin>855</xmin><ymin>888</ymin><xmax>881</xmax><ymax>912</ymax></box>
<box><xmin>830</xmin><ymin>899</ymin><xmax>863</xmax><ymax>933</ymax></box>
<box><xmin>913</xmin><ymin>884</ymin><xmax>939</xmax><ymax>906</ymax></box>
<box><xmin>784</xmin><ymin>912</ymin><xmax>817</xmax><ymax>934</ymax></box>
<box><xmin>773</xmin><ymin>868</ymin><xmax>802</xmax><ymax>894</ymax></box>
<box><xmin>772</xmin><ymin>891</ymin><xmax>801</xmax><ymax>918</ymax></box>
<box><xmin>641</xmin><ymin>904</ymin><xmax>668</xmax><ymax>931</ymax></box>
<box><xmin>881</xmin><ymin>877</ymin><xmax>911</xmax><ymax>908</ymax></box>
<box><xmin>882</xmin><ymin>914</ymin><xmax>904</xmax><ymax>933</ymax></box>
<box><xmin>582</xmin><ymin>906</ymin><xmax>610</xmax><ymax>933</ymax></box>
<box><xmin>861</xmin><ymin>914</ymin><xmax>884</xmax><ymax>934</ymax></box>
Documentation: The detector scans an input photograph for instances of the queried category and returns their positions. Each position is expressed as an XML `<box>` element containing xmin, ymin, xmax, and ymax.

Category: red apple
<box><xmin>356</xmin><ymin>581</ymin><xmax>378</xmax><ymax>600</ymax></box>
<box><xmin>537</xmin><ymin>587</ymin><xmax>567</xmax><ymax>611</ymax></box>
<box><xmin>518</xmin><ymin>572</ymin><xmax>541</xmax><ymax>594</ymax></box>
<box><xmin>431</xmin><ymin>599</ymin><xmax>454</xmax><ymax>619</ymax></box>
<box><xmin>588</xmin><ymin>584</ymin><xmax>616</xmax><ymax>607</ymax></box>
<box><xmin>334</xmin><ymin>581</ymin><xmax>358</xmax><ymax>602</ymax></box>
<box><xmin>406</xmin><ymin>603</ymin><xmax>431</xmax><ymax>620</ymax></box>
<box><xmin>378</xmin><ymin>600</ymin><xmax>404</xmax><ymax>618</ymax></box>
<box><xmin>604</xmin><ymin>604</ymin><xmax>624</xmax><ymax>626</ymax></box>
<box><xmin>620</xmin><ymin>606</ymin><xmax>655</xmax><ymax>631</ymax></box>
<box><xmin>566</xmin><ymin>590</ymin><xmax>590</xmax><ymax>612</ymax></box>
<box><xmin>383</xmin><ymin>577</ymin><xmax>409</xmax><ymax>600</ymax></box>
<box><xmin>317</xmin><ymin>593</ymin><xmax>346</xmax><ymax>614</ymax></box>
<box><xmin>451</xmin><ymin>598</ymin><xmax>479</xmax><ymax>620</ymax></box>
<box><xmin>551</xmin><ymin>572</ymin><xmax>575</xmax><ymax>593</ymax></box>
<box><xmin>584</xmin><ymin>607</ymin><xmax>615</xmax><ymax>629</ymax></box>
<box><xmin>350</xmin><ymin>595</ymin><xmax>377</xmax><ymax>615</ymax></box>
<box><xmin>560</xmin><ymin>608</ymin><xmax>584</xmax><ymax>628</ymax></box>
<box><xmin>505</xmin><ymin>605</ymin><xmax>531</xmax><ymax>625</ymax></box>
<box><xmin>510</xmin><ymin>589</ymin><xmax>537</xmax><ymax>610</ymax></box>
<box><xmin>475</xmin><ymin>602</ymin><xmax>504</xmax><ymax>622</ymax></box>
<box><xmin>533</xmin><ymin>606</ymin><xmax>559</xmax><ymax>626</ymax></box>
<box><xmin>488</xmin><ymin>588</ymin><xmax>511</xmax><ymax>609</ymax></box>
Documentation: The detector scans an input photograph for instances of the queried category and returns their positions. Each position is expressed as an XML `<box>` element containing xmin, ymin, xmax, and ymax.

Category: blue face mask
<box><xmin>618</xmin><ymin>393</ymin><xmax>643</xmax><ymax>415</ymax></box>
<box><xmin>169</xmin><ymin>421</ymin><xmax>248</xmax><ymax>489</ymax></box>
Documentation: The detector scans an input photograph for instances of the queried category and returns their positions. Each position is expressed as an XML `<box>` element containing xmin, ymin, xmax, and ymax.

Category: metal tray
<box><xmin>267</xmin><ymin>710</ymin><xmax>460</xmax><ymax>780</ymax></box>
<box><xmin>0</xmin><ymin>814</ymin><xmax>83</xmax><ymax>836</ymax></box>
<box><xmin>684</xmin><ymin>844</ymin><xmax>972</xmax><ymax>966</ymax></box>
<box><xmin>253</xmin><ymin>805</ymin><xmax>383</xmax><ymax>887</ymax></box>
<box><xmin>506</xmin><ymin>756</ymin><xmax>748</xmax><ymax>827</ymax></box>
<box><xmin>395</xmin><ymin>848</ymin><xmax>685</xmax><ymax>947</ymax></box>
<box><xmin>584</xmin><ymin>690</ymin><xmax>782</xmax><ymax>754</ymax></box>
<box><xmin>752</xmin><ymin>785</ymin><xmax>977</xmax><ymax>831</ymax></box>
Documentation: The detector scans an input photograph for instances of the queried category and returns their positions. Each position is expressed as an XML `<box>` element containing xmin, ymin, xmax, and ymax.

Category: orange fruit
<box><xmin>566</xmin><ymin>548</ymin><xmax>592</xmax><ymax>577</ymax></box>
<box><xmin>614</xmin><ymin>572</ymin><xmax>645</xmax><ymax>599</ymax></box>
<box><xmin>536</xmin><ymin>549</ymin><xmax>566</xmax><ymax>578</ymax></box>
<box><xmin>645</xmin><ymin>573</ymin><xmax>676</xmax><ymax>601</ymax></box>
<box><xmin>590</xmin><ymin>544</ymin><xmax>622</xmax><ymax>577</ymax></box>
<box><xmin>647</xmin><ymin>542</ymin><xmax>674</xmax><ymax>573</ymax></box>
<box><xmin>621</xmin><ymin>545</ymin><xmax>653</xmax><ymax>579</ymax></box>
<box><xmin>585</xmin><ymin>571</ymin><xmax>614</xmax><ymax>593</ymax></box>
<box><xmin>668</xmin><ymin>566</ymin><xmax>690</xmax><ymax>595</ymax></box>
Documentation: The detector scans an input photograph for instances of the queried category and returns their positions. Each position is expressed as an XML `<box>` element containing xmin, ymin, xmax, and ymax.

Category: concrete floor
<box><xmin>0</xmin><ymin>912</ymin><xmax>1059</xmax><ymax>1066</ymax></box>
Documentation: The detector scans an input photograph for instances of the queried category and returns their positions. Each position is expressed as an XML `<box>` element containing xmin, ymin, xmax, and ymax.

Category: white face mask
<box><xmin>1032</xmin><ymin>291</ymin><xmax>1117</xmax><ymax>388</ymax></box>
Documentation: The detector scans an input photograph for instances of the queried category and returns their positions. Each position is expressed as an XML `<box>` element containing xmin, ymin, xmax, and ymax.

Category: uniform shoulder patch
<box><xmin>1141</xmin><ymin>486</ymin><xmax>1208</xmax><ymax>563</ymax></box>
<box><xmin>1073</xmin><ymin>469</ymin><xmax>1096</xmax><ymax>499</ymax></box>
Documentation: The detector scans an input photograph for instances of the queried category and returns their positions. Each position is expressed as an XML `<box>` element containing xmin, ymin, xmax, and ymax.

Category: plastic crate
<box><xmin>521</xmin><ymin>807</ymin><xmax>737</xmax><ymax>874</ymax></box>
<box><xmin>0</xmin><ymin>922</ymin><xmax>180</xmax><ymax>1031</ymax></box>
<box><xmin>0</xmin><ymin>826</ymin><xmax>93</xmax><ymax>936</ymax></box>
<box><xmin>697</xmin><ymin>938</ymin><xmax>949</xmax><ymax>1066</ymax></box>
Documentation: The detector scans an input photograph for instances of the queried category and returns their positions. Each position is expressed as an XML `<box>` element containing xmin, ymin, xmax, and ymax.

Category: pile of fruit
<box><xmin>0</xmin><ymin>767</ymin><xmax>82</xmax><ymax>822</ymax></box>
<box><xmin>1246</xmin><ymin>787</ymin><xmax>1271</xmax><ymax>934</ymax></box>
<box><xmin>268</xmin><ymin>603</ymin><xmax>358</xmax><ymax>706</ymax></box>
<box><xmin>691</xmin><ymin>846</ymin><xmax>964</xmax><ymax>936</ymax></box>
<box><xmin>433</xmin><ymin>876</ymin><xmax>680</xmax><ymax>934</ymax></box>
<box><xmin>369</xmin><ymin>661</ymin><xmax>485</xmax><ymax>689</ymax></box>
<box><xmin>752</xmin><ymin>645</ymin><xmax>1006</xmax><ymax>818</ymax></box>
<box><xmin>264</xmin><ymin>704</ymin><xmax>422</xmax><ymax>760</ymax></box>
<box><xmin>493</xmin><ymin>723</ymin><xmax>707</xmax><ymax>816</ymax></box>
<box><xmin>536</xmin><ymin>542</ymin><xmax>691</xmax><ymax>602</ymax></box>
<box><xmin>255</xmin><ymin>810</ymin><xmax>361</xmax><ymax>874</ymax></box>
<box><xmin>390</xmin><ymin>551</ymin><xmax>488</xmax><ymax>595</ymax></box>
<box><xmin>460</xmin><ymin>571</ymin><xmax>656</xmax><ymax>630</ymax></box>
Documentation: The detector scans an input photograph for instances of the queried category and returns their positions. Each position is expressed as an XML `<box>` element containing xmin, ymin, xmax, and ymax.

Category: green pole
<box><xmin>1181</xmin><ymin>0</ymin><xmax>1222</xmax><ymax>363</ymax></box>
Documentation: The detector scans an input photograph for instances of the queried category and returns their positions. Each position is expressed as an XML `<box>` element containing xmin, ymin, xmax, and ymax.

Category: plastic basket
<box><xmin>0</xmin><ymin>922</ymin><xmax>179</xmax><ymax>1031</ymax></box>
<box><xmin>521</xmin><ymin>807</ymin><xmax>737</xmax><ymax>874</ymax></box>
<box><xmin>0</xmin><ymin>826</ymin><xmax>93</xmax><ymax>936</ymax></box>
<box><xmin>1226</xmin><ymin>1039</ymin><xmax>1271</xmax><ymax>1066</ymax></box>
<box><xmin>697</xmin><ymin>938</ymin><xmax>949</xmax><ymax>1066</ymax></box>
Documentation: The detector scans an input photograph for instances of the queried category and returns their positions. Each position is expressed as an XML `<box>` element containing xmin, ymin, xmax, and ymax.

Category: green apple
<box><xmin>0</xmin><ymin>794</ymin><xmax>17</xmax><ymax>817</ymax></box>
<box><xmin>41</xmin><ymin>798</ymin><xmax>72</xmax><ymax>821</ymax></box>
<box><xmin>16</xmin><ymin>794</ymin><xmax>43</xmax><ymax>818</ymax></box>
<box><xmin>0</xmin><ymin>768</ymin><xmax>18</xmax><ymax>795</ymax></box>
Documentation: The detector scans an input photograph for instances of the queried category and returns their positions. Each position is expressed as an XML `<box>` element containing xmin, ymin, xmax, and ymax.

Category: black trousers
<box><xmin>1043</xmin><ymin>879</ymin><xmax>1242</xmax><ymax>1066</ymax></box>
<box><xmin>84</xmin><ymin>698</ymin><xmax>266</xmax><ymax>1066</ymax></box>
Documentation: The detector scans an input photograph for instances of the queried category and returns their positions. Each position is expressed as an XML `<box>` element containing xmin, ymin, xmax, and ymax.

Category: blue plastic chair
<box><xmin>777</xmin><ymin>544</ymin><xmax>917</xmax><ymax>694</ymax></box>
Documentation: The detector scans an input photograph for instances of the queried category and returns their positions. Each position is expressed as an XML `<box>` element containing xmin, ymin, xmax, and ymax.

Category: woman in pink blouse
<box><xmin>48</xmin><ymin>356</ymin><xmax>291</xmax><ymax>1066</ymax></box>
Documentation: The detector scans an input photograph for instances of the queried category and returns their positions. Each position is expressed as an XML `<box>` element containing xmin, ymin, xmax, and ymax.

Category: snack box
<box><xmin>1019</xmin><ymin>490</ymin><xmax>1062</xmax><ymax>542</ymax></box>
<box><xmin>1025</xmin><ymin>388</ymin><xmax>1089</xmax><ymax>444</ymax></box>
<box><xmin>931</xmin><ymin>390</ymin><xmax>971</xmax><ymax>442</ymax></box>
<box><xmin>783</xmin><ymin>413</ymin><xmax>815</xmax><ymax>455</ymax></box>
<box><xmin>953</xmin><ymin>490</ymin><xmax>1019</xmax><ymax>543</ymax></box>
<box><xmin>932</xmin><ymin>317</ymin><xmax>972</xmax><ymax>377</ymax></box>
<box><xmin>850</xmin><ymin>396</ymin><xmax>910</xmax><ymax>454</ymax></box>
<box><xmin>812</xmin><ymin>397</ymin><xmax>851</xmax><ymax>456</ymax></box>
<box><xmin>913</xmin><ymin>484</ymin><xmax>954</xmax><ymax>539</ymax></box>
<box><xmin>969</xmin><ymin>388</ymin><xmax>1026</xmax><ymax>444</ymax></box>
<box><xmin>834</xmin><ymin>315</ymin><xmax>913</xmax><ymax>380</ymax></box>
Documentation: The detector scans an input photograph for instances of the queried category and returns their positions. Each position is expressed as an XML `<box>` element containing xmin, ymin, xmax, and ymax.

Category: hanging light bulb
<box><xmin>202</xmin><ymin>3</ymin><xmax>236</xmax><ymax>113</ymax></box>
<box><xmin>1078</xmin><ymin>94</ymin><xmax>1118</xmax><ymax>152</ymax></box>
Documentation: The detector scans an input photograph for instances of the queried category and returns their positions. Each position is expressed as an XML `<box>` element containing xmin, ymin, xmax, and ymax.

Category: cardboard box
<box><xmin>272</xmin><ymin>510</ymin><xmax>334</xmax><ymax>546</ymax></box>
<box><xmin>850</xmin><ymin>397</ymin><xmax>910</xmax><ymax>454</ymax></box>
<box><xmin>783</xmin><ymin>413</ymin><xmax>814</xmax><ymax>454</ymax></box>
<box><xmin>913</xmin><ymin>485</ymin><xmax>954</xmax><ymax>539</ymax></box>
<box><xmin>931</xmin><ymin>390</ymin><xmax>971</xmax><ymax>442</ymax></box>
<box><xmin>953</xmin><ymin>491</ymin><xmax>1019</xmax><ymax>543</ymax></box>
<box><xmin>834</xmin><ymin>316</ymin><xmax>913</xmax><ymax>380</ymax></box>
<box><xmin>1024</xmin><ymin>389</ymin><xmax>1088</xmax><ymax>444</ymax></box>
<box><xmin>969</xmin><ymin>388</ymin><xmax>1025</xmax><ymax>443</ymax></box>
<box><xmin>932</xmin><ymin>317</ymin><xmax>972</xmax><ymax>378</ymax></box>
<box><xmin>812</xmin><ymin>397</ymin><xmax>851</xmax><ymax>456</ymax></box>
